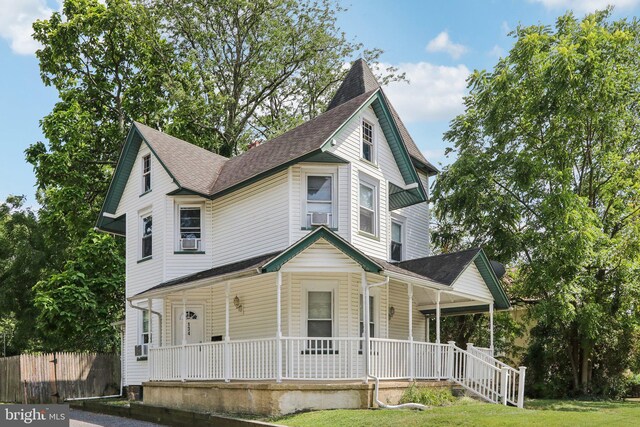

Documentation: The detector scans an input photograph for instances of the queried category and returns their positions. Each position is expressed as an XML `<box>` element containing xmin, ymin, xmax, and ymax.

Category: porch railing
<box><xmin>148</xmin><ymin>338</ymin><xmax>525</xmax><ymax>408</ymax></box>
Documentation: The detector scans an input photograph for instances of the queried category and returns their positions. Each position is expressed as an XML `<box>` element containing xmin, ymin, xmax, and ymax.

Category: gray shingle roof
<box><xmin>209</xmin><ymin>90</ymin><xmax>376</xmax><ymax>195</ymax></box>
<box><xmin>326</xmin><ymin>59</ymin><xmax>438</xmax><ymax>175</ymax></box>
<box><xmin>132</xmin><ymin>59</ymin><xmax>437</xmax><ymax>198</ymax></box>
<box><xmin>394</xmin><ymin>248</ymin><xmax>482</xmax><ymax>286</ymax></box>
<box><xmin>137</xmin><ymin>251</ymin><xmax>281</xmax><ymax>296</ymax></box>
<box><xmin>134</xmin><ymin>122</ymin><xmax>227</xmax><ymax>195</ymax></box>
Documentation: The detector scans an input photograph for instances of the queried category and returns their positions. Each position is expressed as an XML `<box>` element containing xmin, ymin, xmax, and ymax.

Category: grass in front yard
<box><xmin>272</xmin><ymin>399</ymin><xmax>640</xmax><ymax>427</ymax></box>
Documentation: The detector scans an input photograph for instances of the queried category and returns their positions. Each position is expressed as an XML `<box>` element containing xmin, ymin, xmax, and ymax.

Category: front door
<box><xmin>173</xmin><ymin>305</ymin><xmax>204</xmax><ymax>345</ymax></box>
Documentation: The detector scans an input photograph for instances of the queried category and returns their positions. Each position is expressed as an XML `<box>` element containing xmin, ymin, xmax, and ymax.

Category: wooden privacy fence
<box><xmin>0</xmin><ymin>353</ymin><xmax>120</xmax><ymax>403</ymax></box>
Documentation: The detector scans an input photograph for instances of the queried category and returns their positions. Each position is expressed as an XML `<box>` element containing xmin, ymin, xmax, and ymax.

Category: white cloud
<box><xmin>425</xmin><ymin>31</ymin><xmax>468</xmax><ymax>59</ymax></box>
<box><xmin>377</xmin><ymin>62</ymin><xmax>470</xmax><ymax>123</ymax></box>
<box><xmin>531</xmin><ymin>0</ymin><xmax>640</xmax><ymax>12</ymax></box>
<box><xmin>488</xmin><ymin>45</ymin><xmax>505</xmax><ymax>58</ymax></box>
<box><xmin>501</xmin><ymin>21</ymin><xmax>511</xmax><ymax>35</ymax></box>
<box><xmin>0</xmin><ymin>0</ymin><xmax>55</xmax><ymax>55</ymax></box>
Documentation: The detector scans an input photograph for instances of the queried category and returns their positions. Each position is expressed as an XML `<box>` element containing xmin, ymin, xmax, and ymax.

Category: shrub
<box><xmin>399</xmin><ymin>384</ymin><xmax>457</xmax><ymax>406</ymax></box>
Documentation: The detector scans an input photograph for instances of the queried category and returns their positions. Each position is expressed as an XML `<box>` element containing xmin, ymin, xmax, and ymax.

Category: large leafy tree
<box><xmin>151</xmin><ymin>0</ymin><xmax>402</xmax><ymax>155</ymax></box>
<box><xmin>0</xmin><ymin>196</ymin><xmax>47</xmax><ymax>354</ymax></box>
<box><xmin>25</xmin><ymin>0</ymin><xmax>172</xmax><ymax>351</ymax></box>
<box><xmin>433</xmin><ymin>10</ymin><xmax>640</xmax><ymax>397</ymax></box>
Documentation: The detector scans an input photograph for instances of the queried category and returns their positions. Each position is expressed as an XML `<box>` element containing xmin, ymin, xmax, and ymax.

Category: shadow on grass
<box><xmin>526</xmin><ymin>399</ymin><xmax>636</xmax><ymax>412</ymax></box>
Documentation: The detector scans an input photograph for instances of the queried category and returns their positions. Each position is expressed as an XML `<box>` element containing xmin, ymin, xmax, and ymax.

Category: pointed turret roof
<box><xmin>327</xmin><ymin>59</ymin><xmax>380</xmax><ymax>110</ymax></box>
<box><xmin>327</xmin><ymin>60</ymin><xmax>438</xmax><ymax>175</ymax></box>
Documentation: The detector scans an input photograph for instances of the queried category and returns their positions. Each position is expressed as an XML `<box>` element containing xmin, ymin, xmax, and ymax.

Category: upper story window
<box><xmin>362</xmin><ymin>119</ymin><xmax>375</xmax><ymax>163</ymax></box>
<box><xmin>391</xmin><ymin>220</ymin><xmax>404</xmax><ymax>262</ymax></box>
<box><xmin>178</xmin><ymin>206</ymin><xmax>202</xmax><ymax>251</ymax></box>
<box><xmin>142</xmin><ymin>154</ymin><xmax>151</xmax><ymax>194</ymax></box>
<box><xmin>141</xmin><ymin>214</ymin><xmax>152</xmax><ymax>259</ymax></box>
<box><xmin>359</xmin><ymin>180</ymin><xmax>378</xmax><ymax>236</ymax></box>
<box><xmin>306</xmin><ymin>175</ymin><xmax>334</xmax><ymax>228</ymax></box>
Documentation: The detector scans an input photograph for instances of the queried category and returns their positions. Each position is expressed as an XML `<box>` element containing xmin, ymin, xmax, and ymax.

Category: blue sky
<box><xmin>1</xmin><ymin>0</ymin><xmax>639</xmax><ymax>206</ymax></box>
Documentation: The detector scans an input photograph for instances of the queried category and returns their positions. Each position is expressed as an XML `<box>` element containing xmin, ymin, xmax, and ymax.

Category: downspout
<box><xmin>365</xmin><ymin>276</ymin><xmax>428</xmax><ymax>410</ymax></box>
<box><xmin>370</xmin><ymin>376</ymin><xmax>428</xmax><ymax>410</ymax></box>
<box><xmin>129</xmin><ymin>301</ymin><xmax>163</xmax><ymax>346</ymax></box>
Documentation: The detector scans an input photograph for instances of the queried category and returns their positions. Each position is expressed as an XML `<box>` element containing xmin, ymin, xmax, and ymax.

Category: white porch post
<box><xmin>436</xmin><ymin>290</ymin><xmax>441</xmax><ymax>379</ymax></box>
<box><xmin>407</xmin><ymin>283</ymin><xmax>414</xmax><ymax>381</ymax></box>
<box><xmin>224</xmin><ymin>282</ymin><xmax>231</xmax><ymax>382</ymax></box>
<box><xmin>518</xmin><ymin>366</ymin><xmax>527</xmax><ymax>408</ymax></box>
<box><xmin>489</xmin><ymin>303</ymin><xmax>494</xmax><ymax>355</ymax></box>
<box><xmin>181</xmin><ymin>292</ymin><xmax>187</xmax><ymax>382</ymax></box>
<box><xmin>426</xmin><ymin>316</ymin><xmax>430</xmax><ymax>343</ymax></box>
<box><xmin>361</xmin><ymin>272</ymin><xmax>369</xmax><ymax>384</ymax></box>
<box><xmin>276</xmin><ymin>271</ymin><xmax>283</xmax><ymax>383</ymax></box>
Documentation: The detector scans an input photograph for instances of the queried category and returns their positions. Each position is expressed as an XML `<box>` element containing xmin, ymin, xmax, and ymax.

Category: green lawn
<box><xmin>272</xmin><ymin>399</ymin><xmax>640</xmax><ymax>427</ymax></box>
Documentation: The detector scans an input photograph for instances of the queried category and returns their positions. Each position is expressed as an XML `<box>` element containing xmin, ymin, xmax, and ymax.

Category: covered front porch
<box><xmin>131</xmin><ymin>228</ymin><xmax>525</xmax><ymax>412</ymax></box>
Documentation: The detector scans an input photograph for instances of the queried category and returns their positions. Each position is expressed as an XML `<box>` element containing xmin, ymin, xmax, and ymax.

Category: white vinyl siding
<box><xmin>329</xmin><ymin>106</ymin><xmax>400</xmax><ymax>259</ymax></box>
<box><xmin>387</xmin><ymin>280</ymin><xmax>426</xmax><ymax>342</ymax></box>
<box><xmin>116</xmin><ymin>143</ymin><xmax>177</xmax><ymax>385</ymax></box>
<box><xmin>211</xmin><ymin>170</ymin><xmax>289</xmax><ymax>266</ymax></box>
<box><xmin>393</xmin><ymin>173</ymin><xmax>430</xmax><ymax>259</ymax></box>
<box><xmin>451</xmin><ymin>263</ymin><xmax>494</xmax><ymax>301</ymax></box>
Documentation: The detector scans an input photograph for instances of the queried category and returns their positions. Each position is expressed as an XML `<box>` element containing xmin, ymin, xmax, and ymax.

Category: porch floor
<box><xmin>142</xmin><ymin>379</ymin><xmax>455</xmax><ymax>415</ymax></box>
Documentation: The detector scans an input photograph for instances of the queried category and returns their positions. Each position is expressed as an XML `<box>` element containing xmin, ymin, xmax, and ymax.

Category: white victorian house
<box><xmin>97</xmin><ymin>60</ymin><xmax>525</xmax><ymax>415</ymax></box>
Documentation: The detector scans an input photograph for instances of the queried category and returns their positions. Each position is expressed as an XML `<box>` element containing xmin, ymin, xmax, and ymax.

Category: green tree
<box><xmin>0</xmin><ymin>196</ymin><xmax>47</xmax><ymax>354</ymax></box>
<box><xmin>152</xmin><ymin>0</ymin><xmax>402</xmax><ymax>155</ymax></box>
<box><xmin>25</xmin><ymin>0</ymin><xmax>171</xmax><ymax>351</ymax></box>
<box><xmin>433</xmin><ymin>9</ymin><xmax>640</xmax><ymax>397</ymax></box>
<box><xmin>34</xmin><ymin>231</ymin><xmax>124</xmax><ymax>352</ymax></box>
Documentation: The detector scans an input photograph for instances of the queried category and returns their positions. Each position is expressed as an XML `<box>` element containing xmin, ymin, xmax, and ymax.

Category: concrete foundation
<box><xmin>142</xmin><ymin>380</ymin><xmax>453</xmax><ymax>416</ymax></box>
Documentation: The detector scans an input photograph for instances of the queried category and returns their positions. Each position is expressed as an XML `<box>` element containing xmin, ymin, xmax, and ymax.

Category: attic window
<box><xmin>361</xmin><ymin>120</ymin><xmax>374</xmax><ymax>163</ymax></box>
<box><xmin>142</xmin><ymin>154</ymin><xmax>151</xmax><ymax>193</ymax></box>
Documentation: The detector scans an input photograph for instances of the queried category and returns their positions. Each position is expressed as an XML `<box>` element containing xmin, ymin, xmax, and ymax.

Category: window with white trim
<box><xmin>306</xmin><ymin>175</ymin><xmax>334</xmax><ymax>228</ymax></box>
<box><xmin>178</xmin><ymin>206</ymin><xmax>202</xmax><ymax>251</ymax></box>
<box><xmin>307</xmin><ymin>290</ymin><xmax>333</xmax><ymax>350</ymax></box>
<box><xmin>141</xmin><ymin>214</ymin><xmax>152</xmax><ymax>259</ymax></box>
<box><xmin>359</xmin><ymin>180</ymin><xmax>377</xmax><ymax>235</ymax></box>
<box><xmin>142</xmin><ymin>154</ymin><xmax>151</xmax><ymax>193</ymax></box>
<box><xmin>391</xmin><ymin>220</ymin><xmax>404</xmax><ymax>262</ymax></box>
<box><xmin>140</xmin><ymin>310</ymin><xmax>150</xmax><ymax>344</ymax></box>
<box><xmin>361</xmin><ymin>119</ymin><xmax>375</xmax><ymax>163</ymax></box>
<box><xmin>359</xmin><ymin>294</ymin><xmax>375</xmax><ymax>339</ymax></box>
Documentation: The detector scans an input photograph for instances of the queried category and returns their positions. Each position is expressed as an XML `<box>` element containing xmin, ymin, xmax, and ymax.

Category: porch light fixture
<box><xmin>388</xmin><ymin>306</ymin><xmax>395</xmax><ymax>320</ymax></box>
<box><xmin>233</xmin><ymin>295</ymin><xmax>243</xmax><ymax>312</ymax></box>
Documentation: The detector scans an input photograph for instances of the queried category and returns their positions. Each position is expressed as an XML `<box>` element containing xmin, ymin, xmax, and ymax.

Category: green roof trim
<box><xmin>370</xmin><ymin>95</ymin><xmax>424</xmax><ymax>196</ymax></box>
<box><xmin>305</xmin><ymin>151</ymin><xmax>350</xmax><ymax>164</ymax></box>
<box><xmin>473</xmin><ymin>250</ymin><xmax>511</xmax><ymax>310</ymax></box>
<box><xmin>167</xmin><ymin>188</ymin><xmax>210</xmax><ymax>197</ymax></box>
<box><xmin>209</xmin><ymin>149</ymin><xmax>329</xmax><ymax>201</ymax></box>
<box><xmin>96</xmin><ymin>126</ymin><xmax>143</xmax><ymax>234</ymax></box>
<box><xmin>96</xmin><ymin>123</ymin><xmax>192</xmax><ymax>235</ymax></box>
<box><xmin>261</xmin><ymin>226</ymin><xmax>382</xmax><ymax>273</ymax></box>
<box><xmin>320</xmin><ymin>90</ymin><xmax>427</xmax><ymax>204</ymax></box>
<box><xmin>389</xmin><ymin>182</ymin><xmax>425</xmax><ymax>211</ymax></box>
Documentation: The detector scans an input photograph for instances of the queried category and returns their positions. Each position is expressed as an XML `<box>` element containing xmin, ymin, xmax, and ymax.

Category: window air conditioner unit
<box><xmin>134</xmin><ymin>344</ymin><xmax>148</xmax><ymax>358</ymax></box>
<box><xmin>180</xmin><ymin>238</ymin><xmax>199</xmax><ymax>250</ymax></box>
<box><xmin>310</xmin><ymin>212</ymin><xmax>330</xmax><ymax>226</ymax></box>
